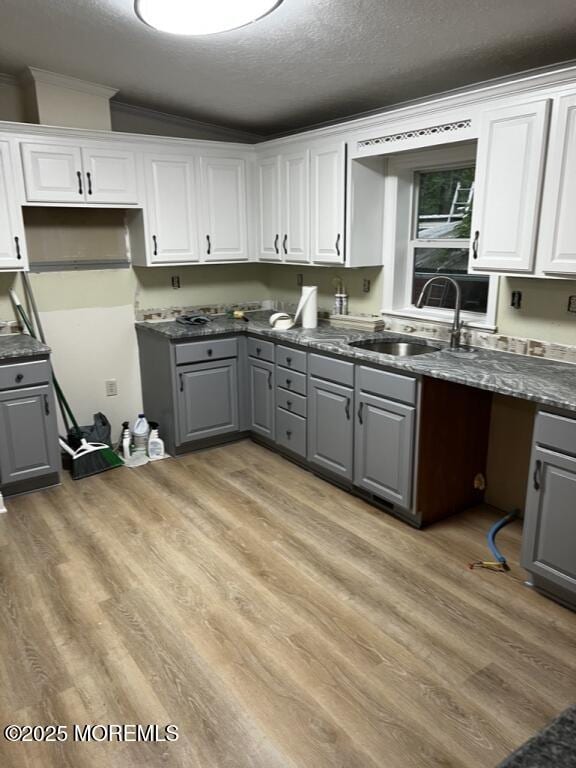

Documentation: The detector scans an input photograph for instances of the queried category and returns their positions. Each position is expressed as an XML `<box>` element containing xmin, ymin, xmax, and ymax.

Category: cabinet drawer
<box><xmin>276</xmin><ymin>408</ymin><xmax>306</xmax><ymax>457</ymax></box>
<box><xmin>0</xmin><ymin>360</ymin><xmax>51</xmax><ymax>391</ymax></box>
<box><xmin>175</xmin><ymin>338</ymin><xmax>238</xmax><ymax>365</ymax></box>
<box><xmin>276</xmin><ymin>345</ymin><xmax>307</xmax><ymax>373</ymax></box>
<box><xmin>309</xmin><ymin>353</ymin><xmax>354</xmax><ymax>387</ymax></box>
<box><xmin>248</xmin><ymin>337</ymin><xmax>275</xmax><ymax>363</ymax></box>
<box><xmin>277</xmin><ymin>389</ymin><xmax>307</xmax><ymax>418</ymax></box>
<box><xmin>535</xmin><ymin>411</ymin><xmax>576</xmax><ymax>456</ymax></box>
<box><xmin>357</xmin><ymin>366</ymin><xmax>416</xmax><ymax>406</ymax></box>
<box><xmin>276</xmin><ymin>367</ymin><xmax>306</xmax><ymax>395</ymax></box>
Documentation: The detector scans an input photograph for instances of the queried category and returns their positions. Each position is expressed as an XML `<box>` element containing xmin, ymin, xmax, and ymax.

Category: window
<box><xmin>411</xmin><ymin>166</ymin><xmax>489</xmax><ymax>314</ymax></box>
<box><xmin>382</xmin><ymin>145</ymin><xmax>498</xmax><ymax>329</ymax></box>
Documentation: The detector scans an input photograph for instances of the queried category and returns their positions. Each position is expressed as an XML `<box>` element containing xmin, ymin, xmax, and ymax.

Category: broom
<box><xmin>10</xmin><ymin>285</ymin><xmax>123</xmax><ymax>480</ymax></box>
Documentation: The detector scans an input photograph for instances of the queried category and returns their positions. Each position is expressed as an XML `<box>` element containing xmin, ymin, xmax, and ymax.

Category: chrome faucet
<box><xmin>416</xmin><ymin>276</ymin><xmax>463</xmax><ymax>349</ymax></box>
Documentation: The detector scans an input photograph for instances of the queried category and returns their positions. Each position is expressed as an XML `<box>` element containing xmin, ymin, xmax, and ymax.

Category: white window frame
<box><xmin>382</xmin><ymin>144</ymin><xmax>498</xmax><ymax>330</ymax></box>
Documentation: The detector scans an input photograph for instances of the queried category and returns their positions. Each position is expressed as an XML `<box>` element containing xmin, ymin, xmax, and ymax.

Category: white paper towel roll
<box><xmin>300</xmin><ymin>285</ymin><xmax>318</xmax><ymax>329</ymax></box>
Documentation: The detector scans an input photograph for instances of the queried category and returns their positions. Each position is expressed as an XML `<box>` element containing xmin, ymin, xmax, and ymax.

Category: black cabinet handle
<box><xmin>256</xmin><ymin>347</ymin><xmax>262</xmax><ymax>356</ymax></box>
<box><xmin>335</xmin><ymin>233</ymin><xmax>341</xmax><ymax>257</ymax></box>
<box><xmin>207</xmin><ymin>348</ymin><xmax>213</xmax><ymax>357</ymax></box>
<box><xmin>76</xmin><ymin>170</ymin><xmax>83</xmax><ymax>195</ymax></box>
<box><xmin>179</xmin><ymin>373</ymin><xmax>184</xmax><ymax>392</ymax></box>
<box><xmin>206</xmin><ymin>235</ymin><xmax>211</xmax><ymax>255</ymax></box>
<box><xmin>267</xmin><ymin>370</ymin><xmax>272</xmax><ymax>390</ymax></box>
<box><xmin>14</xmin><ymin>236</ymin><xmax>21</xmax><ymax>260</ymax></box>
<box><xmin>533</xmin><ymin>459</ymin><xmax>542</xmax><ymax>491</ymax></box>
<box><xmin>274</xmin><ymin>234</ymin><xmax>279</xmax><ymax>255</ymax></box>
<box><xmin>86</xmin><ymin>171</ymin><xmax>93</xmax><ymax>196</ymax></box>
<box><xmin>152</xmin><ymin>235</ymin><xmax>158</xmax><ymax>256</ymax></box>
<box><xmin>43</xmin><ymin>394</ymin><xmax>50</xmax><ymax>415</ymax></box>
<box><xmin>286</xmin><ymin>356</ymin><xmax>292</xmax><ymax>366</ymax></box>
<box><xmin>15</xmin><ymin>373</ymin><xmax>23</xmax><ymax>383</ymax></box>
<box><xmin>286</xmin><ymin>430</ymin><xmax>292</xmax><ymax>439</ymax></box>
<box><xmin>345</xmin><ymin>396</ymin><xmax>351</xmax><ymax>420</ymax></box>
<box><xmin>358</xmin><ymin>401</ymin><xmax>364</xmax><ymax>424</ymax></box>
<box><xmin>283</xmin><ymin>234</ymin><xmax>288</xmax><ymax>255</ymax></box>
<box><xmin>287</xmin><ymin>400</ymin><xmax>292</xmax><ymax>409</ymax></box>
<box><xmin>472</xmin><ymin>230</ymin><xmax>479</xmax><ymax>260</ymax></box>
<box><xmin>286</xmin><ymin>378</ymin><xmax>292</xmax><ymax>388</ymax></box>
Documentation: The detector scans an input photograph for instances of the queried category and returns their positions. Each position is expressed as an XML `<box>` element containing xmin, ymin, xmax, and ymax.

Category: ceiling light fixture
<box><xmin>135</xmin><ymin>0</ymin><xmax>284</xmax><ymax>36</ymax></box>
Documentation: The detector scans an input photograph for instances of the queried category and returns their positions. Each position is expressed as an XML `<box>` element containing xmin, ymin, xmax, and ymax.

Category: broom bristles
<box><xmin>70</xmin><ymin>442</ymin><xmax>124</xmax><ymax>480</ymax></box>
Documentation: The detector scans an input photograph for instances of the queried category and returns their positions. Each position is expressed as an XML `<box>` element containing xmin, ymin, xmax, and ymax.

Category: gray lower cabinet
<box><xmin>308</xmin><ymin>376</ymin><xmax>354</xmax><ymax>480</ymax></box>
<box><xmin>354</xmin><ymin>390</ymin><xmax>415</xmax><ymax>509</ymax></box>
<box><xmin>0</xmin><ymin>384</ymin><xmax>60</xmax><ymax>488</ymax></box>
<box><xmin>521</xmin><ymin>411</ymin><xmax>576</xmax><ymax>608</ymax></box>
<box><xmin>177</xmin><ymin>359</ymin><xmax>239</xmax><ymax>443</ymax></box>
<box><xmin>248</xmin><ymin>357</ymin><xmax>275</xmax><ymax>440</ymax></box>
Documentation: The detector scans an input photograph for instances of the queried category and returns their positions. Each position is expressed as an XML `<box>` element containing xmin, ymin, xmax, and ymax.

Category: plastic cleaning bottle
<box><xmin>133</xmin><ymin>414</ymin><xmax>150</xmax><ymax>453</ymax></box>
<box><xmin>121</xmin><ymin>423</ymin><xmax>132</xmax><ymax>459</ymax></box>
<box><xmin>147</xmin><ymin>423</ymin><xmax>165</xmax><ymax>460</ymax></box>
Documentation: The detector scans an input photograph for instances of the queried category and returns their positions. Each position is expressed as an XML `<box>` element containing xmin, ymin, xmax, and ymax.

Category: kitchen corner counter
<box><xmin>136</xmin><ymin>317</ymin><xmax>576</xmax><ymax>413</ymax></box>
<box><xmin>0</xmin><ymin>334</ymin><xmax>51</xmax><ymax>361</ymax></box>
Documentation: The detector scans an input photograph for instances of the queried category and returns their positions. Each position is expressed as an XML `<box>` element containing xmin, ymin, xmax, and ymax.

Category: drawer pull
<box><xmin>286</xmin><ymin>430</ymin><xmax>292</xmax><ymax>439</ymax></box>
<box><xmin>286</xmin><ymin>356</ymin><xmax>292</xmax><ymax>366</ymax></box>
<box><xmin>14</xmin><ymin>236</ymin><xmax>22</xmax><ymax>260</ymax></box>
<box><xmin>335</xmin><ymin>233</ymin><xmax>341</xmax><ymax>257</ymax></box>
<box><xmin>285</xmin><ymin>378</ymin><xmax>292</xmax><ymax>388</ymax></box>
<box><xmin>358</xmin><ymin>401</ymin><xmax>364</xmax><ymax>424</ymax></box>
<box><xmin>274</xmin><ymin>234</ymin><xmax>279</xmax><ymax>255</ymax></box>
<box><xmin>76</xmin><ymin>170</ymin><xmax>83</xmax><ymax>195</ymax></box>
<box><xmin>287</xmin><ymin>400</ymin><xmax>292</xmax><ymax>409</ymax></box>
<box><xmin>206</xmin><ymin>235</ymin><xmax>211</xmax><ymax>255</ymax></box>
<box><xmin>43</xmin><ymin>394</ymin><xmax>50</xmax><ymax>416</ymax></box>
<box><xmin>256</xmin><ymin>347</ymin><xmax>262</xmax><ymax>356</ymax></box>
<box><xmin>207</xmin><ymin>348</ymin><xmax>213</xmax><ymax>357</ymax></box>
<box><xmin>152</xmin><ymin>235</ymin><xmax>158</xmax><ymax>256</ymax></box>
<box><xmin>267</xmin><ymin>371</ymin><xmax>272</xmax><ymax>390</ymax></box>
<box><xmin>472</xmin><ymin>230</ymin><xmax>479</xmax><ymax>260</ymax></box>
<box><xmin>283</xmin><ymin>234</ymin><xmax>288</xmax><ymax>255</ymax></box>
<box><xmin>87</xmin><ymin>171</ymin><xmax>93</xmax><ymax>196</ymax></box>
<box><xmin>15</xmin><ymin>373</ymin><xmax>23</xmax><ymax>383</ymax></box>
<box><xmin>345</xmin><ymin>396</ymin><xmax>351</xmax><ymax>420</ymax></box>
<box><xmin>179</xmin><ymin>373</ymin><xmax>184</xmax><ymax>392</ymax></box>
<box><xmin>533</xmin><ymin>459</ymin><xmax>542</xmax><ymax>491</ymax></box>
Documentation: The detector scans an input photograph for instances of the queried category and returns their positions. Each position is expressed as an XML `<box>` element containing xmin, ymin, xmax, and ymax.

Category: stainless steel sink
<box><xmin>350</xmin><ymin>340</ymin><xmax>440</xmax><ymax>356</ymax></box>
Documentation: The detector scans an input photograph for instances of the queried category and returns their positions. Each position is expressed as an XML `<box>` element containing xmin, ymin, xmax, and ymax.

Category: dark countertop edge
<box><xmin>135</xmin><ymin>322</ymin><xmax>576</xmax><ymax>414</ymax></box>
<box><xmin>0</xmin><ymin>334</ymin><xmax>51</xmax><ymax>361</ymax></box>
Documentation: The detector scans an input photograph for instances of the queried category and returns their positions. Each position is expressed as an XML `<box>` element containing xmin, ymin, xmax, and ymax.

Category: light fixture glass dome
<box><xmin>135</xmin><ymin>0</ymin><xmax>284</xmax><ymax>35</ymax></box>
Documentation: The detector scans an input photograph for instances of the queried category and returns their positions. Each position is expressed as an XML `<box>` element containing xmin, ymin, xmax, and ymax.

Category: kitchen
<box><xmin>0</xmin><ymin>1</ymin><xmax>575</xmax><ymax>766</ymax></box>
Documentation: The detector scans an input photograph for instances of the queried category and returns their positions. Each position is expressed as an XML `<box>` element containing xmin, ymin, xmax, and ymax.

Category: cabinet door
<box><xmin>144</xmin><ymin>156</ymin><xmax>199</xmax><ymax>264</ymax></box>
<box><xmin>0</xmin><ymin>142</ymin><xmax>27</xmax><ymax>270</ymax></box>
<box><xmin>281</xmin><ymin>151</ymin><xmax>310</xmax><ymax>263</ymax></box>
<box><xmin>308</xmin><ymin>376</ymin><xmax>353</xmax><ymax>480</ymax></box>
<box><xmin>248</xmin><ymin>358</ymin><xmax>275</xmax><ymax>440</ymax></box>
<box><xmin>470</xmin><ymin>99</ymin><xmax>550</xmax><ymax>273</ymax></box>
<box><xmin>21</xmin><ymin>142</ymin><xmax>85</xmax><ymax>202</ymax></box>
<box><xmin>354</xmin><ymin>391</ymin><xmax>415</xmax><ymax>509</ymax></box>
<box><xmin>310</xmin><ymin>143</ymin><xmax>345</xmax><ymax>264</ymax></box>
<box><xmin>177</xmin><ymin>360</ymin><xmax>238</xmax><ymax>444</ymax></box>
<box><xmin>200</xmin><ymin>157</ymin><xmax>248</xmax><ymax>261</ymax></box>
<box><xmin>0</xmin><ymin>385</ymin><xmax>60</xmax><ymax>485</ymax></box>
<box><xmin>521</xmin><ymin>447</ymin><xmax>576</xmax><ymax>595</ymax></box>
<box><xmin>81</xmin><ymin>148</ymin><xmax>138</xmax><ymax>204</ymax></box>
<box><xmin>256</xmin><ymin>156</ymin><xmax>282</xmax><ymax>261</ymax></box>
<box><xmin>538</xmin><ymin>93</ymin><xmax>576</xmax><ymax>275</ymax></box>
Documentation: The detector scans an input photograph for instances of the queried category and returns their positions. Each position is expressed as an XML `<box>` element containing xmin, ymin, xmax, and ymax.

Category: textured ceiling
<box><xmin>1</xmin><ymin>0</ymin><xmax>576</xmax><ymax>136</ymax></box>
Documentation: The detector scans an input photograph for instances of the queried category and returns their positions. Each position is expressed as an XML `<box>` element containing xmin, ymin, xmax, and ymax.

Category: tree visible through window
<box><xmin>411</xmin><ymin>166</ymin><xmax>488</xmax><ymax>313</ymax></box>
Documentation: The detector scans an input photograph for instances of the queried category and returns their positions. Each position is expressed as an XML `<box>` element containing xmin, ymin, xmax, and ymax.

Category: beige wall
<box><xmin>0</xmin><ymin>77</ymin><xmax>25</xmax><ymax>122</ymax></box>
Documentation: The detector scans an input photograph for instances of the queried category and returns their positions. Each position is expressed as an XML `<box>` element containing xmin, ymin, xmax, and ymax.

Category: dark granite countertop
<box><xmin>136</xmin><ymin>314</ymin><xmax>576</xmax><ymax>413</ymax></box>
<box><xmin>0</xmin><ymin>334</ymin><xmax>51</xmax><ymax>361</ymax></box>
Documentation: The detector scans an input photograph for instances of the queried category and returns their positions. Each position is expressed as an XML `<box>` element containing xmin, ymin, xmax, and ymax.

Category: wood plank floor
<box><xmin>0</xmin><ymin>439</ymin><xmax>575</xmax><ymax>768</ymax></box>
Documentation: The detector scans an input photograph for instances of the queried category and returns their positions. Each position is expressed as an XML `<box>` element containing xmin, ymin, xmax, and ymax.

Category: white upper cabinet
<box><xmin>281</xmin><ymin>150</ymin><xmax>310</xmax><ymax>263</ymax></box>
<box><xmin>0</xmin><ymin>142</ymin><xmax>27</xmax><ymax>271</ymax></box>
<box><xmin>538</xmin><ymin>93</ymin><xmax>576</xmax><ymax>276</ymax></box>
<box><xmin>144</xmin><ymin>155</ymin><xmax>199</xmax><ymax>264</ymax></box>
<box><xmin>469</xmin><ymin>99</ymin><xmax>550</xmax><ymax>273</ymax></box>
<box><xmin>21</xmin><ymin>143</ymin><xmax>84</xmax><ymax>203</ymax></box>
<box><xmin>20</xmin><ymin>142</ymin><xmax>139</xmax><ymax>205</ymax></box>
<box><xmin>200</xmin><ymin>157</ymin><xmax>248</xmax><ymax>261</ymax></box>
<box><xmin>81</xmin><ymin>148</ymin><xmax>138</xmax><ymax>204</ymax></box>
<box><xmin>255</xmin><ymin>156</ymin><xmax>282</xmax><ymax>261</ymax></box>
<box><xmin>310</xmin><ymin>143</ymin><xmax>345</xmax><ymax>264</ymax></box>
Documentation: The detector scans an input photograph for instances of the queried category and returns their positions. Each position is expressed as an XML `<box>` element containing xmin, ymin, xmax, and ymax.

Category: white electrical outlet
<box><xmin>105</xmin><ymin>379</ymin><xmax>118</xmax><ymax>397</ymax></box>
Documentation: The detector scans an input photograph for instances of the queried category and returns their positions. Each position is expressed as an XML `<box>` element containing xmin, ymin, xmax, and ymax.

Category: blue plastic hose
<box><xmin>487</xmin><ymin>510</ymin><xmax>519</xmax><ymax>568</ymax></box>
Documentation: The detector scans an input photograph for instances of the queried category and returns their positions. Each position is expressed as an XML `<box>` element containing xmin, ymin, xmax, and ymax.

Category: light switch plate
<box><xmin>105</xmin><ymin>379</ymin><xmax>118</xmax><ymax>397</ymax></box>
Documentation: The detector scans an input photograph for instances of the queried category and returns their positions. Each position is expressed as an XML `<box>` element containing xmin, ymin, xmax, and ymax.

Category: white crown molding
<box><xmin>21</xmin><ymin>67</ymin><xmax>118</xmax><ymax>100</ymax></box>
<box><xmin>111</xmin><ymin>100</ymin><xmax>261</xmax><ymax>144</ymax></box>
